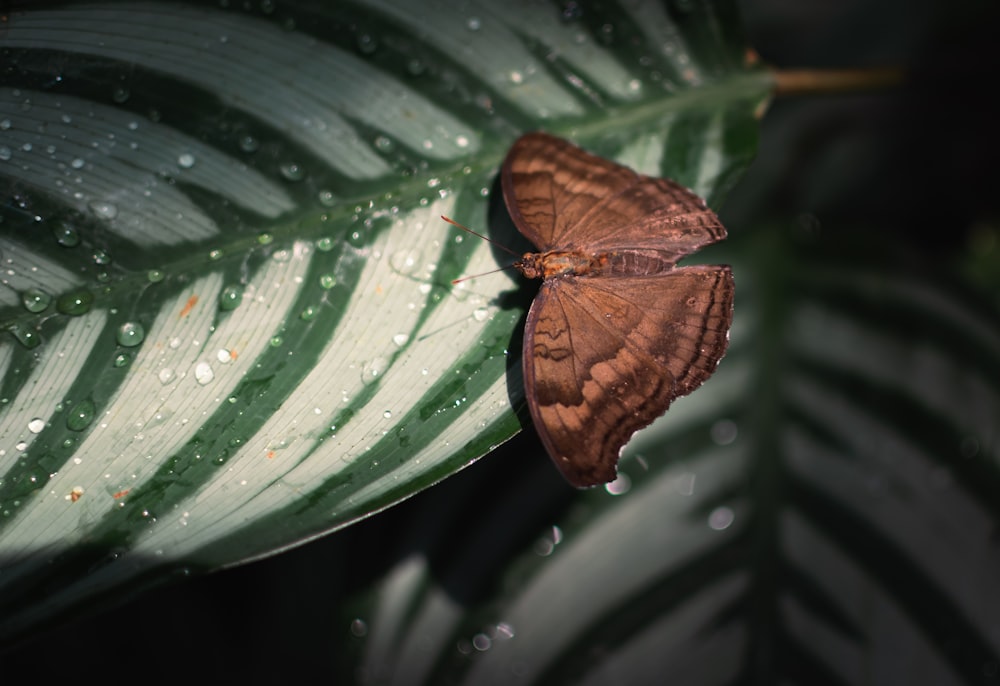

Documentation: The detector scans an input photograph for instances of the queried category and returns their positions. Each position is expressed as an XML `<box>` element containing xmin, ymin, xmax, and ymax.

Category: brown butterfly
<box><xmin>502</xmin><ymin>132</ymin><xmax>734</xmax><ymax>488</ymax></box>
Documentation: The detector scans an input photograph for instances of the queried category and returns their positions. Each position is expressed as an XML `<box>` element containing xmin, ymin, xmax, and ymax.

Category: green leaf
<box><xmin>0</xmin><ymin>0</ymin><xmax>767</xmax><ymax>639</ymax></box>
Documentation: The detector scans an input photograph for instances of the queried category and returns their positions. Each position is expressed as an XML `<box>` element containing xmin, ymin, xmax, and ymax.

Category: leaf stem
<box><xmin>771</xmin><ymin>66</ymin><xmax>903</xmax><ymax>96</ymax></box>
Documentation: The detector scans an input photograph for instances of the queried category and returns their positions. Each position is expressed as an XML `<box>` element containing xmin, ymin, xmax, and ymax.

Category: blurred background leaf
<box><xmin>3</xmin><ymin>0</ymin><xmax>1000</xmax><ymax>684</ymax></box>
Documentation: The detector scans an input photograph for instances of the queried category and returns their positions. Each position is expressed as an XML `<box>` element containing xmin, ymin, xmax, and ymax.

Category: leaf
<box><xmin>0</xmin><ymin>0</ymin><xmax>768</xmax><ymax>640</ymax></box>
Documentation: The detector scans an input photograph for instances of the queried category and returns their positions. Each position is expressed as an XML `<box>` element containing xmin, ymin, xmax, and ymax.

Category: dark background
<box><xmin>2</xmin><ymin>0</ymin><xmax>998</xmax><ymax>681</ymax></box>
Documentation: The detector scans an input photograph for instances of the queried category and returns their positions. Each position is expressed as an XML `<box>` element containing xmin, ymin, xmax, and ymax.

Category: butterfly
<box><xmin>502</xmin><ymin>132</ymin><xmax>734</xmax><ymax>487</ymax></box>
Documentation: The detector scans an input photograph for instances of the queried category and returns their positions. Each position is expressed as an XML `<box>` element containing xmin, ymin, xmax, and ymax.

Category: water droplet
<box><xmin>21</xmin><ymin>288</ymin><xmax>51</xmax><ymax>313</ymax></box>
<box><xmin>300</xmin><ymin>306</ymin><xmax>317</xmax><ymax>321</ymax></box>
<box><xmin>52</xmin><ymin>220</ymin><xmax>80</xmax><ymax>247</ymax></box>
<box><xmin>27</xmin><ymin>418</ymin><xmax>46</xmax><ymax>434</ymax></box>
<box><xmin>466</xmin><ymin>17</ymin><xmax>481</xmax><ymax>31</ymax></box>
<box><xmin>257</xmin><ymin>232</ymin><xmax>274</xmax><ymax>246</ymax></box>
<box><xmin>113</xmin><ymin>353</ymin><xmax>130</xmax><ymax>367</ymax></box>
<box><xmin>158</xmin><ymin>368</ymin><xmax>175</xmax><ymax>385</ymax></box>
<box><xmin>605</xmin><ymin>473</ymin><xmax>632</xmax><ymax>495</ymax></box>
<box><xmin>383</xmin><ymin>410</ymin><xmax>392</xmax><ymax>419</ymax></box>
<box><xmin>472</xmin><ymin>307</ymin><xmax>490</xmax><ymax>322</ymax></box>
<box><xmin>219</xmin><ymin>285</ymin><xmax>243</xmax><ymax>311</ymax></box>
<box><xmin>177</xmin><ymin>152</ymin><xmax>196</xmax><ymax>168</ymax></box>
<box><xmin>116</xmin><ymin>321</ymin><xmax>145</xmax><ymax>347</ymax></box>
<box><xmin>70</xmin><ymin>157</ymin><xmax>85</xmax><ymax>169</ymax></box>
<box><xmin>239</xmin><ymin>135</ymin><xmax>259</xmax><ymax>152</ymax></box>
<box><xmin>316</xmin><ymin>237</ymin><xmax>333</xmax><ymax>252</ymax></box>
<box><xmin>66</xmin><ymin>399</ymin><xmax>96</xmax><ymax>431</ymax></box>
<box><xmin>7</xmin><ymin>325</ymin><xmax>40</xmax><ymax>348</ymax></box>
<box><xmin>318</xmin><ymin>189</ymin><xmax>336</xmax><ymax>206</ymax></box>
<box><xmin>356</xmin><ymin>32</ymin><xmax>378</xmax><ymax>55</ymax></box>
<box><xmin>361</xmin><ymin>357</ymin><xmax>388</xmax><ymax>385</ymax></box>
<box><xmin>494</xmin><ymin>622</ymin><xmax>515</xmax><ymax>640</ymax></box>
<box><xmin>88</xmin><ymin>201</ymin><xmax>119</xmax><ymax>220</ymax></box>
<box><xmin>56</xmin><ymin>290</ymin><xmax>94</xmax><ymax>316</ymax></box>
<box><xmin>405</xmin><ymin>57</ymin><xmax>426</xmax><ymax>76</ymax></box>
<box><xmin>216</xmin><ymin>348</ymin><xmax>233</xmax><ymax>363</ymax></box>
<box><xmin>147</xmin><ymin>269</ymin><xmax>164</xmax><ymax>283</ymax></box>
<box><xmin>319</xmin><ymin>274</ymin><xmax>336</xmax><ymax>289</ymax></box>
<box><xmin>392</xmin><ymin>333</ymin><xmax>409</xmax><ymax>347</ymax></box>
<box><xmin>111</xmin><ymin>86</ymin><xmax>130</xmax><ymax>103</ymax></box>
<box><xmin>92</xmin><ymin>248</ymin><xmax>111</xmax><ymax>265</ymax></box>
<box><xmin>279</xmin><ymin>162</ymin><xmax>304</xmax><ymax>181</ymax></box>
<box><xmin>710</xmin><ymin>419</ymin><xmax>737</xmax><ymax>445</ymax></box>
<box><xmin>389</xmin><ymin>248</ymin><xmax>422</xmax><ymax>275</ymax></box>
<box><xmin>349</xmin><ymin>618</ymin><xmax>368</xmax><ymax>637</ymax></box>
<box><xmin>269</xmin><ymin>335</ymin><xmax>283</xmax><ymax>347</ymax></box>
<box><xmin>194</xmin><ymin>362</ymin><xmax>214</xmax><ymax>385</ymax></box>
<box><xmin>708</xmin><ymin>506</ymin><xmax>735</xmax><ymax>530</ymax></box>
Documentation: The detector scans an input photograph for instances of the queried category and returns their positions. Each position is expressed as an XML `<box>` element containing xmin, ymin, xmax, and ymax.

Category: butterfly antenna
<box><xmin>451</xmin><ymin>264</ymin><xmax>517</xmax><ymax>285</ymax></box>
<box><xmin>441</xmin><ymin>215</ymin><xmax>520</xmax><ymax>257</ymax></box>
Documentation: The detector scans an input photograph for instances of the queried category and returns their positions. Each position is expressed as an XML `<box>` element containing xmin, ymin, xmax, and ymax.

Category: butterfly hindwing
<box><xmin>523</xmin><ymin>266</ymin><xmax>734</xmax><ymax>487</ymax></box>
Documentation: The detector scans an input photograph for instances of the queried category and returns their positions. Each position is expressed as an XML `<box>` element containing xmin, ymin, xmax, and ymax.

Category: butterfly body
<box><xmin>501</xmin><ymin>132</ymin><xmax>734</xmax><ymax>488</ymax></box>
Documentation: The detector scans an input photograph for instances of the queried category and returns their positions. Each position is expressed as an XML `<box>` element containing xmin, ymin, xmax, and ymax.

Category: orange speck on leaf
<box><xmin>179</xmin><ymin>295</ymin><xmax>199</xmax><ymax>318</ymax></box>
<box><xmin>266</xmin><ymin>450</ymin><xmax>275</xmax><ymax>460</ymax></box>
<box><xmin>230</xmin><ymin>349</ymin><xmax>239</xmax><ymax>360</ymax></box>
<box><xmin>112</xmin><ymin>489</ymin><xmax>131</xmax><ymax>499</ymax></box>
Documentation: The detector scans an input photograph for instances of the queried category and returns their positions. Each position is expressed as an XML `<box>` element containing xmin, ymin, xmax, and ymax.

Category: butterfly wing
<box><xmin>523</xmin><ymin>265</ymin><xmax>734</xmax><ymax>487</ymax></box>
<box><xmin>502</xmin><ymin>132</ymin><xmax>725</xmax><ymax>258</ymax></box>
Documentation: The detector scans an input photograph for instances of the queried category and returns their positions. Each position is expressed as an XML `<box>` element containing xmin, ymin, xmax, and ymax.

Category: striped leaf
<box><xmin>0</xmin><ymin>0</ymin><xmax>767</xmax><ymax>639</ymax></box>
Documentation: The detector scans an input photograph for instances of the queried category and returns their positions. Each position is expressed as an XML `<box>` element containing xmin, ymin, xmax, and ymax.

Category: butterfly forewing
<box><xmin>502</xmin><ymin>133</ymin><xmax>725</xmax><ymax>258</ymax></box>
<box><xmin>523</xmin><ymin>266</ymin><xmax>734</xmax><ymax>487</ymax></box>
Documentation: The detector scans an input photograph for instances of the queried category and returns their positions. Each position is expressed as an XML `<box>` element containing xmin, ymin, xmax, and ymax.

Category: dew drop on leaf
<box><xmin>21</xmin><ymin>288</ymin><xmax>51</xmax><ymax>313</ymax></box>
<box><xmin>88</xmin><ymin>201</ymin><xmax>119</xmax><ymax>220</ymax></box>
<box><xmin>361</xmin><ymin>357</ymin><xmax>388</xmax><ymax>385</ymax></box>
<box><xmin>279</xmin><ymin>162</ymin><xmax>303</xmax><ymax>181</ymax></box>
<box><xmin>52</xmin><ymin>220</ymin><xmax>80</xmax><ymax>247</ymax></box>
<box><xmin>239</xmin><ymin>135</ymin><xmax>258</xmax><ymax>153</ymax></box>
<box><xmin>389</xmin><ymin>248</ymin><xmax>422</xmax><ymax>275</ymax></box>
<box><xmin>194</xmin><ymin>362</ymin><xmax>214</xmax><ymax>385</ymax></box>
<box><xmin>219</xmin><ymin>285</ymin><xmax>243</xmax><ymax>311</ymax></box>
<box><xmin>56</xmin><ymin>290</ymin><xmax>94</xmax><ymax>316</ymax></box>
<box><xmin>27</xmin><ymin>418</ymin><xmax>46</xmax><ymax>434</ymax></box>
<box><xmin>356</xmin><ymin>32</ymin><xmax>378</xmax><ymax>55</ymax></box>
<box><xmin>116</xmin><ymin>321</ymin><xmax>145</xmax><ymax>347</ymax></box>
<box><xmin>66</xmin><ymin>399</ymin><xmax>96</xmax><ymax>431</ymax></box>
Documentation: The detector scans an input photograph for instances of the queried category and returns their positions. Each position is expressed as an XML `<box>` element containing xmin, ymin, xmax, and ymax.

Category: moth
<box><xmin>502</xmin><ymin>132</ymin><xmax>734</xmax><ymax>487</ymax></box>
